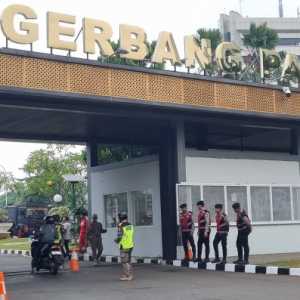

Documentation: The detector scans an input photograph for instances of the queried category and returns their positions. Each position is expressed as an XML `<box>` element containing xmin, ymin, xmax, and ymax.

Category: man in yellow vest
<box><xmin>115</xmin><ymin>213</ymin><xmax>134</xmax><ymax>281</ymax></box>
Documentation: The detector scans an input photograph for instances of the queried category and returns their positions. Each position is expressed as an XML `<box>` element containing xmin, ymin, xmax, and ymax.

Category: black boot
<box><xmin>233</xmin><ymin>259</ymin><xmax>243</xmax><ymax>265</ymax></box>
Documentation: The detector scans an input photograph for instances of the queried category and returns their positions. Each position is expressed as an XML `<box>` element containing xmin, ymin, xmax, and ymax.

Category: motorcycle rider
<box><xmin>37</xmin><ymin>216</ymin><xmax>56</xmax><ymax>260</ymax></box>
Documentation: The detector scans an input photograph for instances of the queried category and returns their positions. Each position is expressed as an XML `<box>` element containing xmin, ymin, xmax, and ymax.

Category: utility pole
<box><xmin>239</xmin><ymin>0</ymin><xmax>244</xmax><ymax>15</ymax></box>
<box><xmin>279</xmin><ymin>0</ymin><xmax>284</xmax><ymax>18</ymax></box>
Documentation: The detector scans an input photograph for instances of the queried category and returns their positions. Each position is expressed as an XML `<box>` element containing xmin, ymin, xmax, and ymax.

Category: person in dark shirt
<box><xmin>88</xmin><ymin>214</ymin><xmax>107</xmax><ymax>264</ymax></box>
<box><xmin>197</xmin><ymin>201</ymin><xmax>211</xmax><ymax>262</ymax></box>
<box><xmin>232</xmin><ymin>202</ymin><xmax>252</xmax><ymax>265</ymax></box>
<box><xmin>179</xmin><ymin>203</ymin><xmax>196</xmax><ymax>261</ymax></box>
<box><xmin>212</xmin><ymin>204</ymin><xmax>229</xmax><ymax>264</ymax></box>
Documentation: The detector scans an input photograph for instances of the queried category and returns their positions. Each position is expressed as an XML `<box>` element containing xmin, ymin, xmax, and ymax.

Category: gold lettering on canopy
<box><xmin>1</xmin><ymin>4</ymin><xmax>38</xmax><ymax>44</ymax></box>
<box><xmin>83</xmin><ymin>18</ymin><xmax>114</xmax><ymax>56</ymax></box>
<box><xmin>281</xmin><ymin>53</ymin><xmax>300</xmax><ymax>81</ymax></box>
<box><xmin>260</xmin><ymin>48</ymin><xmax>281</xmax><ymax>79</ymax></box>
<box><xmin>152</xmin><ymin>32</ymin><xmax>180</xmax><ymax>66</ymax></box>
<box><xmin>119</xmin><ymin>24</ymin><xmax>148</xmax><ymax>60</ymax></box>
<box><xmin>216</xmin><ymin>42</ymin><xmax>243</xmax><ymax>73</ymax></box>
<box><xmin>47</xmin><ymin>12</ymin><xmax>76</xmax><ymax>51</ymax></box>
<box><xmin>184</xmin><ymin>36</ymin><xmax>212</xmax><ymax>69</ymax></box>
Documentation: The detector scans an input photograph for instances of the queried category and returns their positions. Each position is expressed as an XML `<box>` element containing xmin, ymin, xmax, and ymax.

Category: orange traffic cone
<box><xmin>0</xmin><ymin>272</ymin><xmax>8</xmax><ymax>300</ymax></box>
<box><xmin>187</xmin><ymin>245</ymin><xmax>193</xmax><ymax>261</ymax></box>
<box><xmin>69</xmin><ymin>250</ymin><xmax>80</xmax><ymax>272</ymax></box>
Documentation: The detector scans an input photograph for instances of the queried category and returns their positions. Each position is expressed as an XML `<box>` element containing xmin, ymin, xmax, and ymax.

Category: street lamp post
<box><xmin>0</xmin><ymin>164</ymin><xmax>8</xmax><ymax>207</ymax></box>
<box><xmin>63</xmin><ymin>174</ymin><xmax>85</xmax><ymax>218</ymax></box>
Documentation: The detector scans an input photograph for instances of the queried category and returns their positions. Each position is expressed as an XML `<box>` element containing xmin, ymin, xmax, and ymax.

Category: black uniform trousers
<box><xmin>237</xmin><ymin>230</ymin><xmax>250</xmax><ymax>262</ymax></box>
<box><xmin>213</xmin><ymin>232</ymin><xmax>228</xmax><ymax>260</ymax></box>
<box><xmin>181</xmin><ymin>231</ymin><xmax>196</xmax><ymax>259</ymax></box>
<box><xmin>197</xmin><ymin>231</ymin><xmax>210</xmax><ymax>260</ymax></box>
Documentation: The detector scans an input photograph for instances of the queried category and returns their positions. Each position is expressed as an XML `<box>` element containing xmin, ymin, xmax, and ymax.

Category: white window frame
<box><xmin>104</xmin><ymin>189</ymin><xmax>155</xmax><ymax>228</ymax></box>
<box><xmin>176</xmin><ymin>183</ymin><xmax>300</xmax><ymax>226</ymax></box>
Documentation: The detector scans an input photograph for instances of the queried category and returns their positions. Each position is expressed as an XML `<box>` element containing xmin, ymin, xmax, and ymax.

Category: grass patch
<box><xmin>0</xmin><ymin>238</ymin><xmax>30</xmax><ymax>251</ymax></box>
<box><xmin>266</xmin><ymin>260</ymin><xmax>300</xmax><ymax>268</ymax></box>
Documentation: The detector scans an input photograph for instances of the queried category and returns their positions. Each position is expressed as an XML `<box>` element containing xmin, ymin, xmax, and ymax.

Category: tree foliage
<box><xmin>21</xmin><ymin>145</ymin><xmax>87</xmax><ymax>209</ymax></box>
<box><xmin>48</xmin><ymin>206</ymin><xmax>70</xmax><ymax>218</ymax></box>
<box><xmin>0</xmin><ymin>208</ymin><xmax>8</xmax><ymax>222</ymax></box>
<box><xmin>196</xmin><ymin>28</ymin><xmax>222</xmax><ymax>51</ymax></box>
<box><xmin>243</xmin><ymin>23</ymin><xmax>279</xmax><ymax>51</ymax></box>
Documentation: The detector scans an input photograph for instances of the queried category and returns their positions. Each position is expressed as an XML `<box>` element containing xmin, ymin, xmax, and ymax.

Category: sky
<box><xmin>0</xmin><ymin>0</ymin><xmax>300</xmax><ymax>177</ymax></box>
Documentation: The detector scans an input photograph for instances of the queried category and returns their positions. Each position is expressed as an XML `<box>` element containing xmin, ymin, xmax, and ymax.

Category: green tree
<box><xmin>22</xmin><ymin>145</ymin><xmax>86</xmax><ymax>210</ymax></box>
<box><xmin>241</xmin><ymin>23</ymin><xmax>279</xmax><ymax>83</ymax></box>
<box><xmin>48</xmin><ymin>206</ymin><xmax>70</xmax><ymax>218</ymax></box>
<box><xmin>196</xmin><ymin>28</ymin><xmax>222</xmax><ymax>51</ymax></box>
<box><xmin>0</xmin><ymin>208</ymin><xmax>8</xmax><ymax>222</ymax></box>
<box><xmin>243</xmin><ymin>23</ymin><xmax>279</xmax><ymax>51</ymax></box>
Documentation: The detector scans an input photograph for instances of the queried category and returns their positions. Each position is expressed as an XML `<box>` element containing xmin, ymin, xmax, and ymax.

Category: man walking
<box><xmin>62</xmin><ymin>216</ymin><xmax>71</xmax><ymax>260</ymax></box>
<box><xmin>232</xmin><ymin>202</ymin><xmax>252</xmax><ymax>265</ymax></box>
<box><xmin>212</xmin><ymin>204</ymin><xmax>229</xmax><ymax>264</ymax></box>
<box><xmin>115</xmin><ymin>213</ymin><xmax>134</xmax><ymax>281</ymax></box>
<box><xmin>88</xmin><ymin>214</ymin><xmax>107</xmax><ymax>264</ymax></box>
<box><xmin>197</xmin><ymin>201</ymin><xmax>210</xmax><ymax>262</ymax></box>
<box><xmin>179</xmin><ymin>203</ymin><xmax>196</xmax><ymax>261</ymax></box>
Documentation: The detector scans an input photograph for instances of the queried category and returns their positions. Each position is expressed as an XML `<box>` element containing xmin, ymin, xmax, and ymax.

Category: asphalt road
<box><xmin>1</xmin><ymin>256</ymin><xmax>300</xmax><ymax>300</ymax></box>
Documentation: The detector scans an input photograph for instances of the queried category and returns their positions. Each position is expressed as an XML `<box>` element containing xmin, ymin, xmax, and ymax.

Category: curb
<box><xmin>164</xmin><ymin>260</ymin><xmax>300</xmax><ymax>277</ymax></box>
<box><xmin>0</xmin><ymin>249</ymin><xmax>30</xmax><ymax>256</ymax></box>
<box><xmin>1</xmin><ymin>249</ymin><xmax>300</xmax><ymax>277</ymax></box>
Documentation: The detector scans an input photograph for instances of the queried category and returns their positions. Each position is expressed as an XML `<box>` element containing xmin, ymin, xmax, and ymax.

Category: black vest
<box><xmin>237</xmin><ymin>211</ymin><xmax>251</xmax><ymax>233</ymax></box>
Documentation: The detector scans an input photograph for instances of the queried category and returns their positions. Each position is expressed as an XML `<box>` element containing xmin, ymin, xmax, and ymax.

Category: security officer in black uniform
<box><xmin>232</xmin><ymin>202</ymin><xmax>252</xmax><ymax>265</ymax></box>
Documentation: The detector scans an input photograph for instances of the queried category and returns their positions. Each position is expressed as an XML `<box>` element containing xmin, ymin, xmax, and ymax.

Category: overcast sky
<box><xmin>0</xmin><ymin>0</ymin><xmax>300</xmax><ymax>177</ymax></box>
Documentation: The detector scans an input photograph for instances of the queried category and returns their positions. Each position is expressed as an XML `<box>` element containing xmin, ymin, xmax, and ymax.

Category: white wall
<box><xmin>181</xmin><ymin>150</ymin><xmax>300</xmax><ymax>258</ymax></box>
<box><xmin>186</xmin><ymin>151</ymin><xmax>300</xmax><ymax>185</ymax></box>
<box><xmin>90</xmin><ymin>156</ymin><xmax>162</xmax><ymax>258</ymax></box>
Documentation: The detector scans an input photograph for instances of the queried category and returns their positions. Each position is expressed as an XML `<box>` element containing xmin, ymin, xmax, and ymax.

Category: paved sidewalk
<box><xmin>247</xmin><ymin>252</ymin><xmax>300</xmax><ymax>264</ymax></box>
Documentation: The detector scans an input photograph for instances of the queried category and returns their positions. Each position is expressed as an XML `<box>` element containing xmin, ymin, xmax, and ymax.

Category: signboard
<box><xmin>0</xmin><ymin>4</ymin><xmax>300</xmax><ymax>82</ymax></box>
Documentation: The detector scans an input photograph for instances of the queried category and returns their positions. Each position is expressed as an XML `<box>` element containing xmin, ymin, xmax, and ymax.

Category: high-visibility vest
<box><xmin>119</xmin><ymin>224</ymin><xmax>134</xmax><ymax>250</ymax></box>
<box><xmin>54</xmin><ymin>224</ymin><xmax>62</xmax><ymax>244</ymax></box>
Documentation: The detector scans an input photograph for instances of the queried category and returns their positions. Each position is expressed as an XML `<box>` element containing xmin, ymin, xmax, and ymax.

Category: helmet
<box><xmin>45</xmin><ymin>216</ymin><xmax>55</xmax><ymax>224</ymax></box>
<box><xmin>119</xmin><ymin>212</ymin><xmax>128</xmax><ymax>222</ymax></box>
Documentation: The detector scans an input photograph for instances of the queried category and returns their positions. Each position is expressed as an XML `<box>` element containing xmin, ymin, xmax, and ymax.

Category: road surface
<box><xmin>1</xmin><ymin>256</ymin><xmax>300</xmax><ymax>300</ymax></box>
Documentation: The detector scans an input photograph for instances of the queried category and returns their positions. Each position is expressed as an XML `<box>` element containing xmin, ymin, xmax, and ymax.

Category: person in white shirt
<box><xmin>62</xmin><ymin>216</ymin><xmax>72</xmax><ymax>259</ymax></box>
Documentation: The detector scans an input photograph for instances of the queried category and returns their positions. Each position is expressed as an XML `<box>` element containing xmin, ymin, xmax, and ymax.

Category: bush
<box><xmin>0</xmin><ymin>233</ymin><xmax>9</xmax><ymax>240</ymax></box>
<box><xmin>0</xmin><ymin>208</ymin><xmax>8</xmax><ymax>222</ymax></box>
<box><xmin>48</xmin><ymin>206</ymin><xmax>70</xmax><ymax>219</ymax></box>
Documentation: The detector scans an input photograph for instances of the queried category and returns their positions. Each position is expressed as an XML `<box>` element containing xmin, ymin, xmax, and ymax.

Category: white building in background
<box><xmin>219</xmin><ymin>11</ymin><xmax>300</xmax><ymax>56</ymax></box>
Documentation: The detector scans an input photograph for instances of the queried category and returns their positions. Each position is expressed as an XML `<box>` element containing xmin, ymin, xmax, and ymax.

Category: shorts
<box><xmin>120</xmin><ymin>248</ymin><xmax>133</xmax><ymax>263</ymax></box>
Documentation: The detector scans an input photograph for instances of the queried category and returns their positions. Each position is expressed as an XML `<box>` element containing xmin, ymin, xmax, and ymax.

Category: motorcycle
<box><xmin>31</xmin><ymin>233</ymin><xmax>64</xmax><ymax>275</ymax></box>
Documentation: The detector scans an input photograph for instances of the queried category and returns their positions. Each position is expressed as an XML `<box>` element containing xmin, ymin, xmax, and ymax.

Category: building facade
<box><xmin>220</xmin><ymin>11</ymin><xmax>300</xmax><ymax>56</ymax></box>
<box><xmin>1</xmin><ymin>49</ymin><xmax>300</xmax><ymax>260</ymax></box>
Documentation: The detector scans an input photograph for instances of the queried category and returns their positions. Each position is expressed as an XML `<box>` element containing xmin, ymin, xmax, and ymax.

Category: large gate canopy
<box><xmin>0</xmin><ymin>48</ymin><xmax>300</xmax><ymax>143</ymax></box>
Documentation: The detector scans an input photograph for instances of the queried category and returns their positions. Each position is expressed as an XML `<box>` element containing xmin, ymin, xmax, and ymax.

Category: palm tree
<box><xmin>241</xmin><ymin>23</ymin><xmax>279</xmax><ymax>82</ymax></box>
<box><xmin>243</xmin><ymin>23</ymin><xmax>278</xmax><ymax>53</ymax></box>
<box><xmin>196</xmin><ymin>28</ymin><xmax>222</xmax><ymax>52</ymax></box>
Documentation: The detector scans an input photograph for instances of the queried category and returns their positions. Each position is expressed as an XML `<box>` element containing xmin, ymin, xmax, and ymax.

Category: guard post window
<box><xmin>104</xmin><ymin>193</ymin><xmax>128</xmax><ymax>228</ymax></box>
<box><xmin>131</xmin><ymin>191</ymin><xmax>153</xmax><ymax>226</ymax></box>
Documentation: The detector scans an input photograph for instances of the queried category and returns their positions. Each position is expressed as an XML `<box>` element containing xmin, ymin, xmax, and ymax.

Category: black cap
<box><xmin>179</xmin><ymin>203</ymin><xmax>187</xmax><ymax>209</ymax></box>
<box><xmin>197</xmin><ymin>201</ymin><xmax>205</xmax><ymax>207</ymax></box>
<box><xmin>215</xmin><ymin>204</ymin><xmax>223</xmax><ymax>209</ymax></box>
<box><xmin>232</xmin><ymin>202</ymin><xmax>241</xmax><ymax>209</ymax></box>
